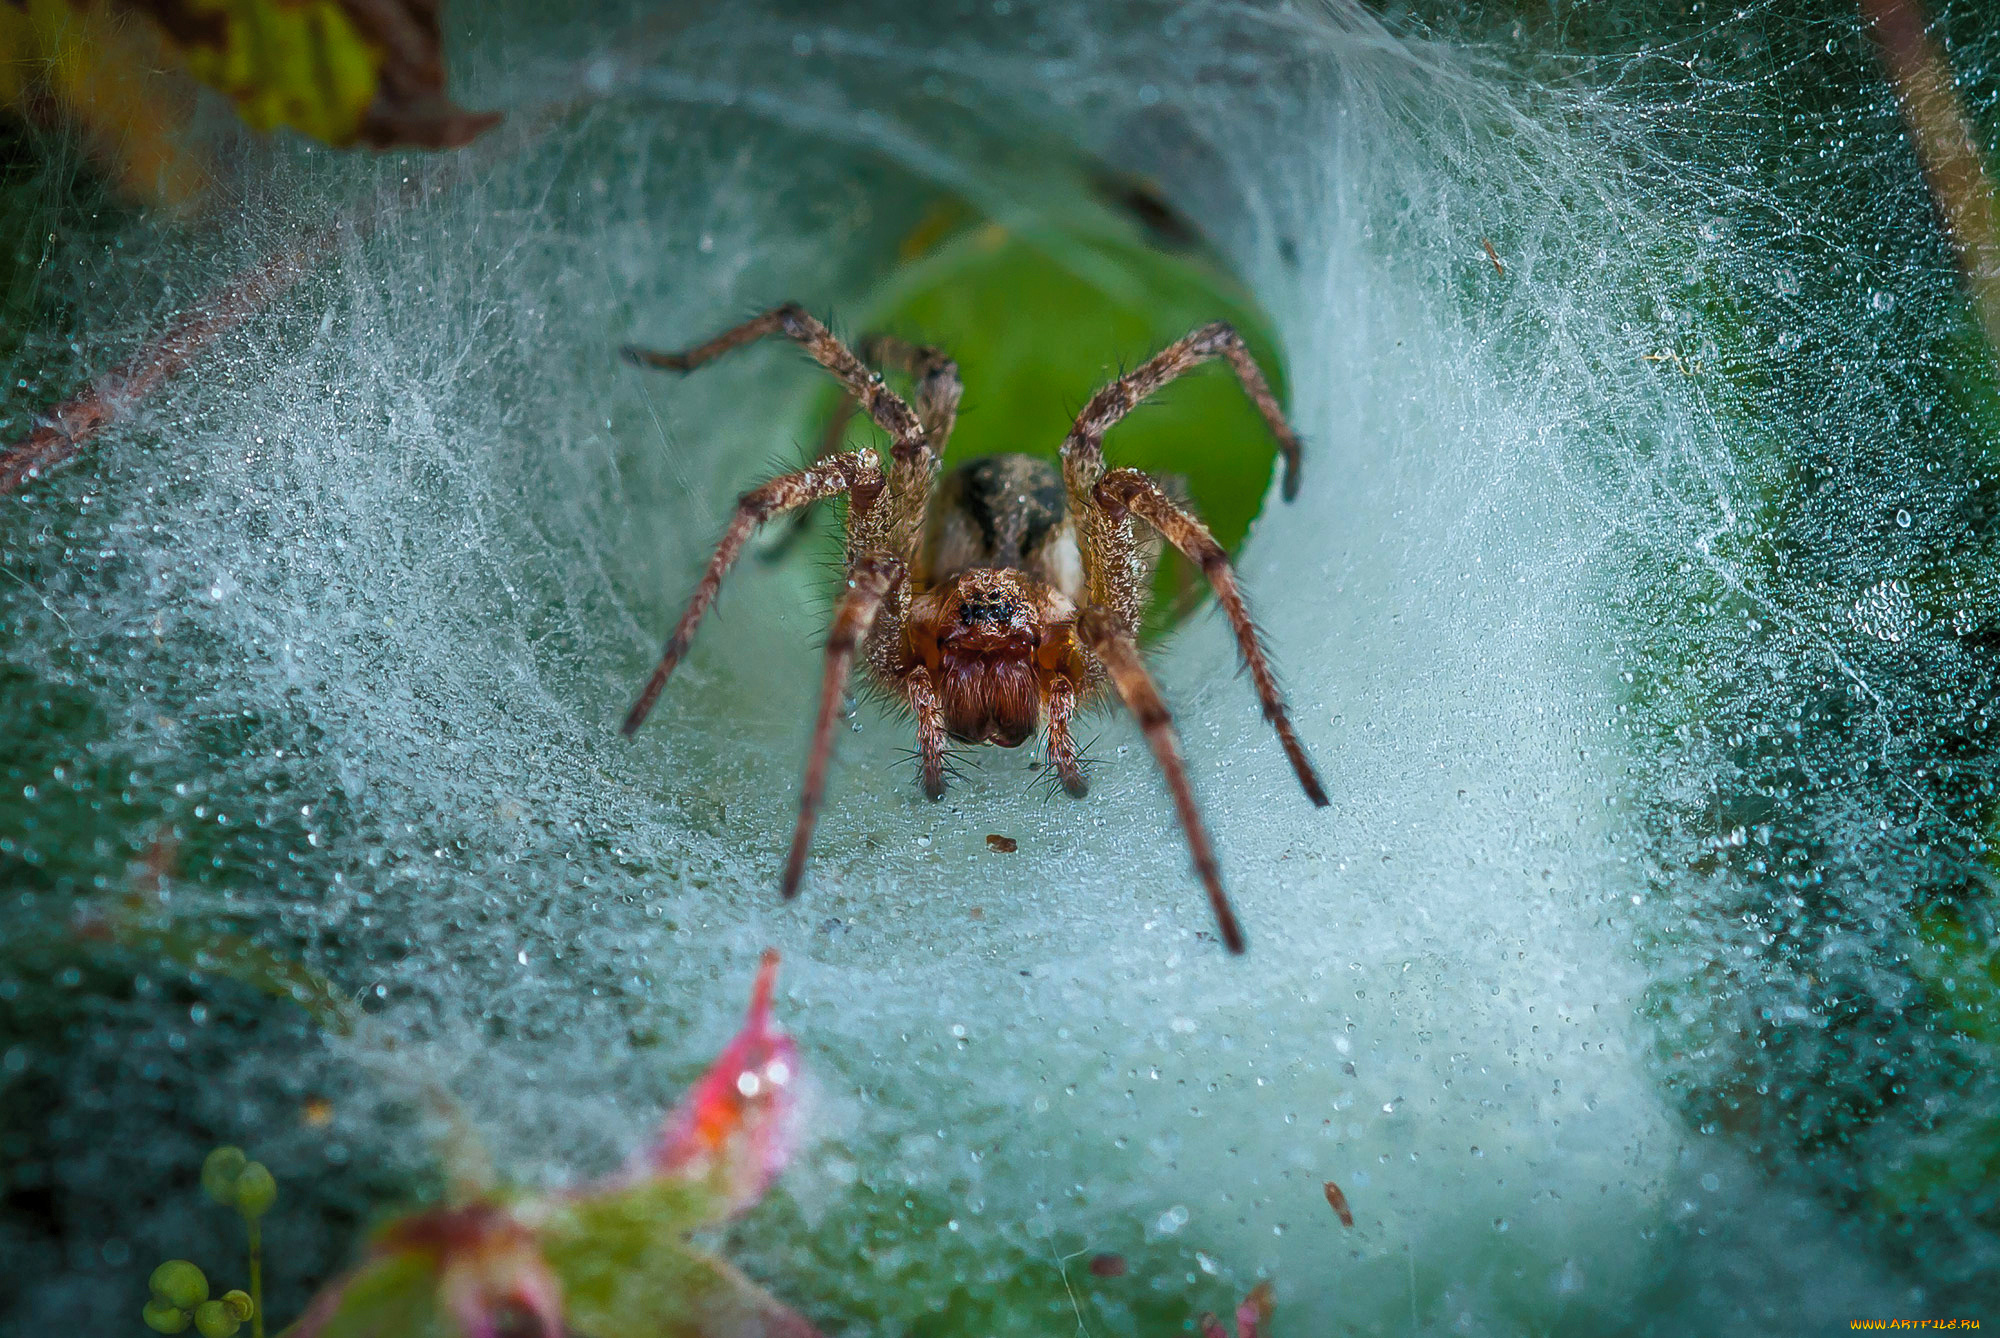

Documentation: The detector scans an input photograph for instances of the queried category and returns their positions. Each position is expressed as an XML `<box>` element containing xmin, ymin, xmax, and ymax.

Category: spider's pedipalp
<box><xmin>1075</xmin><ymin>606</ymin><xmax>1245</xmax><ymax>954</ymax></box>
<box><xmin>1095</xmin><ymin>468</ymin><xmax>1328</xmax><ymax>807</ymax></box>
<box><xmin>782</xmin><ymin>552</ymin><xmax>907</xmax><ymax>899</ymax></box>
<box><xmin>1032</xmin><ymin>740</ymin><xmax>1100</xmax><ymax>806</ymax></box>
<box><xmin>1044</xmin><ymin>673</ymin><xmax>1089</xmax><ymax>798</ymax></box>
<box><xmin>906</xmin><ymin>663</ymin><xmax>950</xmax><ymax>800</ymax></box>
<box><xmin>622</xmin><ymin>450</ymin><xmax>882</xmax><ymax>737</ymax></box>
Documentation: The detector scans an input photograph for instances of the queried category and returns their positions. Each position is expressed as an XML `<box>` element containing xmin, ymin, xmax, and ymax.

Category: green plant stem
<box><xmin>246</xmin><ymin>1218</ymin><xmax>264</xmax><ymax>1338</ymax></box>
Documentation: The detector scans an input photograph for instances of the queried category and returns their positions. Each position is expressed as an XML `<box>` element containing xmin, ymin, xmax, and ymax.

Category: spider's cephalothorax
<box><xmin>620</xmin><ymin>305</ymin><xmax>1326</xmax><ymax>953</ymax></box>
<box><xmin>909</xmin><ymin>456</ymin><xmax>1087</xmax><ymax>754</ymax></box>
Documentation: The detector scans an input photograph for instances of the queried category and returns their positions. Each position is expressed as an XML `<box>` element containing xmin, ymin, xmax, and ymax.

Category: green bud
<box><xmin>192</xmin><ymin>1299</ymin><xmax>240</xmax><ymax>1338</ymax></box>
<box><xmin>232</xmin><ymin>1161</ymin><xmax>276</xmax><ymax>1219</ymax></box>
<box><xmin>149</xmin><ymin>1260</ymin><xmax>209</xmax><ymax>1310</ymax></box>
<box><xmin>142</xmin><ymin>1298</ymin><xmax>191</xmax><ymax>1334</ymax></box>
<box><xmin>200</xmin><ymin>1147</ymin><xmax>247</xmax><ymax>1205</ymax></box>
<box><xmin>220</xmin><ymin>1290</ymin><xmax>254</xmax><ymax>1323</ymax></box>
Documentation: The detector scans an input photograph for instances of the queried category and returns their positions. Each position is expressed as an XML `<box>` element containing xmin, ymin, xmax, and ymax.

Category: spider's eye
<box><xmin>958</xmin><ymin>598</ymin><xmax>1014</xmax><ymax>627</ymax></box>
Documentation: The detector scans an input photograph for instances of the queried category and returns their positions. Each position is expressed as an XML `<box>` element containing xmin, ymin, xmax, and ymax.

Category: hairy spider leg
<box><xmin>1060</xmin><ymin>318</ymin><xmax>1303</xmax><ymax>495</ymax></box>
<box><xmin>783</xmin><ymin>553</ymin><xmax>907</xmax><ymax>897</ymax></box>
<box><xmin>1095</xmin><ymin>469</ymin><xmax>1329</xmax><ymax>807</ymax></box>
<box><xmin>905</xmin><ymin>663</ymin><xmax>950</xmax><ymax>801</ymax></box>
<box><xmin>1060</xmin><ymin>321</ymin><xmax>1305</xmax><ymax>626</ymax></box>
<box><xmin>622</xmin><ymin>304</ymin><xmax>945</xmax><ymax>684</ymax></box>
<box><xmin>620</xmin><ymin>450</ymin><xmax>883</xmax><ymax>736</ymax></box>
<box><xmin>1075</xmin><ymin>607</ymin><xmax>1245</xmax><ymax>954</ymax></box>
<box><xmin>865</xmin><ymin>334</ymin><xmax>965</xmax><ymax>452</ymax></box>
<box><xmin>622</xmin><ymin>304</ymin><xmax>930</xmax><ymax>472</ymax></box>
<box><xmin>1044</xmin><ymin>674</ymin><xmax>1088</xmax><ymax>798</ymax></box>
<box><xmin>767</xmin><ymin>334</ymin><xmax>963</xmax><ymax>563</ymax></box>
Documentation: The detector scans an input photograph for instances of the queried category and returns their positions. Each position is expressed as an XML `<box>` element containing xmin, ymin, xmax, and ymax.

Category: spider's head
<box><xmin>909</xmin><ymin>568</ymin><xmax>1076</xmax><ymax>748</ymax></box>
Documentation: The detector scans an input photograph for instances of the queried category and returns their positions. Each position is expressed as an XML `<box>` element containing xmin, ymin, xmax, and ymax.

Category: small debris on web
<box><xmin>1323</xmin><ymin>1179</ymin><xmax>1354</xmax><ymax>1227</ymax></box>
<box><xmin>985</xmin><ymin>834</ymin><xmax>1018</xmax><ymax>852</ymax></box>
<box><xmin>1087</xmin><ymin>1252</ymin><xmax>1126</xmax><ymax>1277</ymax></box>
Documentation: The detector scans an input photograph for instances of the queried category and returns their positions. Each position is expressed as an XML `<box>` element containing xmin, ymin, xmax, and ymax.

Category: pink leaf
<box><xmin>289</xmin><ymin>954</ymin><xmax>806</xmax><ymax>1338</ymax></box>
<box><xmin>1234</xmin><ymin>1281</ymin><xmax>1274</xmax><ymax>1338</ymax></box>
<box><xmin>636</xmin><ymin>949</ymin><xmax>800</xmax><ymax>1215</ymax></box>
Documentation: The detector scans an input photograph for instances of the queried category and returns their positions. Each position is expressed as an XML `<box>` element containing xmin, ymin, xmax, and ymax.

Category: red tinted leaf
<box><xmin>1235</xmin><ymin>1281</ymin><xmax>1274</xmax><ymax>1338</ymax></box>
<box><xmin>292</xmin><ymin>1204</ymin><xmax>562</xmax><ymax>1338</ymax></box>
<box><xmin>637</xmin><ymin>949</ymin><xmax>800</xmax><ymax>1216</ymax></box>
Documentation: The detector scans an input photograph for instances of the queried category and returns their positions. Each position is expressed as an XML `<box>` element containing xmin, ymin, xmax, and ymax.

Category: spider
<box><xmin>620</xmin><ymin>305</ymin><xmax>1327</xmax><ymax>953</ymax></box>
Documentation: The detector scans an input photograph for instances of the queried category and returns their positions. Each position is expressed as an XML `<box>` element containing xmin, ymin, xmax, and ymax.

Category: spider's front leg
<box><xmin>783</xmin><ymin>552</ymin><xmax>907</xmax><ymax>897</ymax></box>
<box><xmin>622</xmin><ymin>304</ymin><xmax>932</xmax><ymax>470</ymax></box>
<box><xmin>1060</xmin><ymin>321</ymin><xmax>1305</xmax><ymax>632</ymax></box>
<box><xmin>853</xmin><ymin>334</ymin><xmax>964</xmax><ymax>453</ymax></box>
<box><xmin>625</xmin><ymin>305</ymin><xmax>948</xmax><ymax>582</ymax></box>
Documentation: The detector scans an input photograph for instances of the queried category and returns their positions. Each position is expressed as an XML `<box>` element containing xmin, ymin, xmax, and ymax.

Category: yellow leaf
<box><xmin>169</xmin><ymin>0</ymin><xmax>381</xmax><ymax>146</ymax></box>
<box><xmin>133</xmin><ymin>0</ymin><xmax>499</xmax><ymax>148</ymax></box>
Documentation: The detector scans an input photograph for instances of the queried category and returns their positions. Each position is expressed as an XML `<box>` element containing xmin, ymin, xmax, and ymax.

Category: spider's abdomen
<box><xmin>924</xmin><ymin>455</ymin><xmax>1083</xmax><ymax>598</ymax></box>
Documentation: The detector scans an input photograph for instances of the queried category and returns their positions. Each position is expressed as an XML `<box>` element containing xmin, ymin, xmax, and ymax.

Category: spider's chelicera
<box><xmin>620</xmin><ymin>305</ymin><xmax>1326</xmax><ymax>953</ymax></box>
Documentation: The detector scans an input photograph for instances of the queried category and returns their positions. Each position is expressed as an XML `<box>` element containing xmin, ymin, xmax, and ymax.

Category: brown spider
<box><xmin>620</xmin><ymin>305</ymin><xmax>1326</xmax><ymax>952</ymax></box>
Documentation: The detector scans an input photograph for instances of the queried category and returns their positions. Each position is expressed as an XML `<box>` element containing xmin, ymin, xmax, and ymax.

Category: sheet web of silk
<box><xmin>3</xmin><ymin>0</ymin><xmax>1997</xmax><ymax>1329</ymax></box>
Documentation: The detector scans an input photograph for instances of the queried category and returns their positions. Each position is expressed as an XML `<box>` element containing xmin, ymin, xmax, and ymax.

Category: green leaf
<box><xmin>163</xmin><ymin>0</ymin><xmax>383</xmax><ymax>145</ymax></box>
<box><xmin>278</xmin><ymin>1253</ymin><xmax>444</xmax><ymax>1338</ymax></box>
<box><xmin>555</xmin><ymin>1244</ymin><xmax>823</xmax><ymax>1338</ymax></box>
<box><xmin>537</xmin><ymin>1178</ymin><xmax>720</xmax><ymax>1291</ymax></box>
